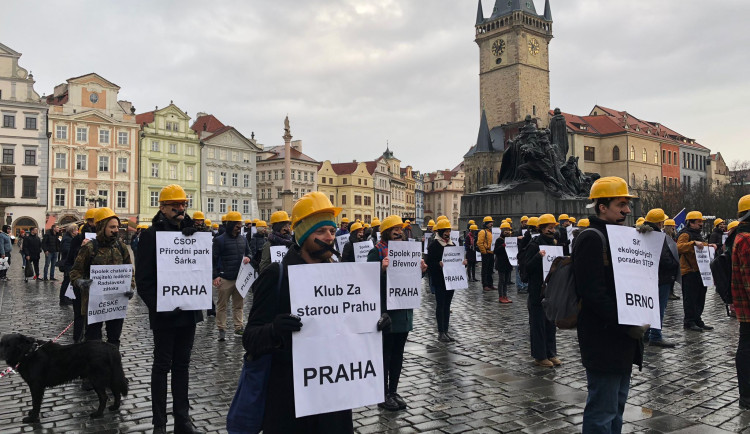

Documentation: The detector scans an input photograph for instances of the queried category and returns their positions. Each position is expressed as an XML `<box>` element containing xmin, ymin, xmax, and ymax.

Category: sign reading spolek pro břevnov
<box><xmin>607</xmin><ymin>224</ymin><xmax>664</xmax><ymax>328</ymax></box>
<box><xmin>386</xmin><ymin>241</ymin><xmax>423</xmax><ymax>310</ymax></box>
<box><xmin>695</xmin><ymin>245</ymin><xmax>715</xmax><ymax>287</ymax></box>
<box><xmin>354</xmin><ymin>240</ymin><xmax>374</xmax><ymax>263</ymax></box>
<box><xmin>271</xmin><ymin>246</ymin><xmax>289</xmax><ymax>263</ymax></box>
<box><xmin>156</xmin><ymin>232</ymin><xmax>212</xmax><ymax>312</ymax></box>
<box><xmin>442</xmin><ymin>245</ymin><xmax>468</xmax><ymax>290</ymax></box>
<box><xmin>87</xmin><ymin>264</ymin><xmax>132</xmax><ymax>324</ymax></box>
<box><xmin>289</xmin><ymin>262</ymin><xmax>383</xmax><ymax>417</ymax></box>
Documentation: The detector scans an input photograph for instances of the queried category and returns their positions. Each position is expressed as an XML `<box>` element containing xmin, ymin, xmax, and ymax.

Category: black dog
<box><xmin>0</xmin><ymin>333</ymin><xmax>128</xmax><ymax>423</ymax></box>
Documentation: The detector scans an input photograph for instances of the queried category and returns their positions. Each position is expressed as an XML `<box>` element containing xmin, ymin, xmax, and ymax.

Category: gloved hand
<box><xmin>377</xmin><ymin>313</ymin><xmax>392</xmax><ymax>331</ymax></box>
<box><xmin>272</xmin><ymin>314</ymin><xmax>302</xmax><ymax>335</ymax></box>
<box><xmin>74</xmin><ymin>279</ymin><xmax>93</xmax><ymax>291</ymax></box>
<box><xmin>627</xmin><ymin>324</ymin><xmax>650</xmax><ymax>340</ymax></box>
<box><xmin>173</xmin><ymin>307</ymin><xmax>182</xmax><ymax>312</ymax></box>
<box><xmin>182</xmin><ymin>226</ymin><xmax>198</xmax><ymax>236</ymax></box>
<box><xmin>123</xmin><ymin>291</ymin><xmax>134</xmax><ymax>299</ymax></box>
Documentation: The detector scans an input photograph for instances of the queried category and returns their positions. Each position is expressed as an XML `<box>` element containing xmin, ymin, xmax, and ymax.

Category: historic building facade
<box><xmin>46</xmin><ymin>73</ymin><xmax>139</xmax><ymax>225</ymax></box>
<box><xmin>0</xmin><ymin>43</ymin><xmax>48</xmax><ymax>235</ymax></box>
<box><xmin>367</xmin><ymin>158</ymin><xmax>391</xmax><ymax>221</ymax></box>
<box><xmin>424</xmin><ymin>163</ymin><xmax>465</xmax><ymax>229</ymax></box>
<box><xmin>401</xmin><ymin>166</ymin><xmax>416</xmax><ymax>221</ymax></box>
<box><xmin>136</xmin><ymin>103</ymin><xmax>200</xmax><ymax>222</ymax></box>
<box><xmin>707</xmin><ymin>152</ymin><xmax>729</xmax><ymax>188</ymax></box>
<box><xmin>192</xmin><ymin>113</ymin><xmax>261</xmax><ymax>222</ymax></box>
<box><xmin>317</xmin><ymin>160</ymin><xmax>374</xmax><ymax>223</ymax></box>
<box><xmin>414</xmin><ymin>171</ymin><xmax>425</xmax><ymax>226</ymax></box>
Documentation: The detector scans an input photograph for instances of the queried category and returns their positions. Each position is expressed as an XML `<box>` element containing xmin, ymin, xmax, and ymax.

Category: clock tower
<box><xmin>475</xmin><ymin>0</ymin><xmax>553</xmax><ymax>129</ymax></box>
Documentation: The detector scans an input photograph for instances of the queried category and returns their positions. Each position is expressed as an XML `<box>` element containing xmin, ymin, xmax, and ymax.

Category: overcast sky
<box><xmin>3</xmin><ymin>0</ymin><xmax>749</xmax><ymax>173</ymax></box>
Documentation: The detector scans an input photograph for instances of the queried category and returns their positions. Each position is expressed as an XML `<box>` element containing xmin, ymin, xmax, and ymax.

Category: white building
<box><xmin>0</xmin><ymin>43</ymin><xmax>49</xmax><ymax>236</ymax></box>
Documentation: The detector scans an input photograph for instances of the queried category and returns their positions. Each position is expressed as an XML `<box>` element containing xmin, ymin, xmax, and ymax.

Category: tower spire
<box><xmin>476</xmin><ymin>0</ymin><xmax>484</xmax><ymax>25</ymax></box>
<box><xmin>475</xmin><ymin>109</ymin><xmax>493</xmax><ymax>152</ymax></box>
<box><xmin>543</xmin><ymin>0</ymin><xmax>552</xmax><ymax>21</ymax></box>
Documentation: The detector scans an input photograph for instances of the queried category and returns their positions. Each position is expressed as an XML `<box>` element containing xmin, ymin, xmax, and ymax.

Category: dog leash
<box><xmin>0</xmin><ymin>320</ymin><xmax>75</xmax><ymax>380</ymax></box>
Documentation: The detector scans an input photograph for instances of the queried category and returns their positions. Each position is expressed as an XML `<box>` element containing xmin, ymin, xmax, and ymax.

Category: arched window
<box><xmin>654</xmin><ymin>151</ymin><xmax>659</xmax><ymax>164</ymax></box>
<box><xmin>642</xmin><ymin>148</ymin><xmax>647</xmax><ymax>162</ymax></box>
<box><xmin>612</xmin><ymin>146</ymin><xmax>620</xmax><ymax>161</ymax></box>
<box><xmin>631</xmin><ymin>173</ymin><xmax>636</xmax><ymax>186</ymax></box>
<box><xmin>630</xmin><ymin>146</ymin><xmax>635</xmax><ymax>160</ymax></box>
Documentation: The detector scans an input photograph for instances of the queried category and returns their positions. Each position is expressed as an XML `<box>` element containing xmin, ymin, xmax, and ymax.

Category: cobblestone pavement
<box><xmin>1</xmin><ymin>247</ymin><xmax>749</xmax><ymax>433</ymax></box>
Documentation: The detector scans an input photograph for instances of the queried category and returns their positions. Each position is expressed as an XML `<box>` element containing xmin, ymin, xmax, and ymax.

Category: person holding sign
<box><xmin>477</xmin><ymin>216</ymin><xmax>495</xmax><ymax>292</ymax></box>
<box><xmin>258</xmin><ymin>211</ymin><xmax>294</xmax><ymax>273</ymax></box>
<box><xmin>64</xmin><ymin>208</ymin><xmax>98</xmax><ymax>342</ymax></box>
<box><xmin>709</xmin><ymin>218</ymin><xmax>727</xmax><ymax>253</ymax></box>
<box><xmin>494</xmin><ymin>222</ymin><xmax>514</xmax><ymax>304</ymax></box>
<box><xmin>729</xmin><ymin>195</ymin><xmax>750</xmax><ymax>410</ymax></box>
<box><xmin>135</xmin><ymin>184</ymin><xmax>204</xmax><ymax>434</ymax></box>
<box><xmin>341</xmin><ymin>221</ymin><xmax>365</xmax><ymax>262</ymax></box>
<box><xmin>426</xmin><ymin>219</ymin><xmax>466</xmax><ymax>342</ymax></box>
<box><xmin>369</xmin><ymin>217</ymin><xmax>381</xmax><ymax>243</ymax></box>
<box><xmin>464</xmin><ymin>224</ymin><xmax>479</xmax><ymax>282</ymax></box>
<box><xmin>367</xmin><ymin>215</ymin><xmax>427</xmax><ymax>411</ymax></box>
<box><xmin>574</xmin><ymin>177</ymin><xmax>645</xmax><ymax>433</ymax></box>
<box><xmin>522</xmin><ymin>214</ymin><xmax>560</xmax><ymax>367</ymax></box>
<box><xmin>243</xmin><ymin>192</ymin><xmax>389</xmax><ymax>433</ymax></box>
<box><xmin>677</xmin><ymin>211</ymin><xmax>717</xmax><ymax>332</ymax></box>
<box><xmin>70</xmin><ymin>207</ymin><xmax>135</xmax><ymax>348</ymax></box>
<box><xmin>212</xmin><ymin>211</ymin><xmax>253</xmax><ymax>341</ymax></box>
<box><xmin>556</xmin><ymin>214</ymin><xmax>572</xmax><ymax>256</ymax></box>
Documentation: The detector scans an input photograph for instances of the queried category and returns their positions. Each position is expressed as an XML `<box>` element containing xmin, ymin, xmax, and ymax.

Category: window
<box><xmin>150</xmin><ymin>191</ymin><xmax>159</xmax><ymax>207</ymax></box>
<box><xmin>330</xmin><ymin>195</ymin><xmax>335</xmax><ymax>203</ymax></box>
<box><xmin>673</xmin><ymin>152</ymin><xmax>677</xmax><ymax>166</ymax></box>
<box><xmin>166</xmin><ymin>121</ymin><xmax>179</xmax><ymax>132</ymax></box>
<box><xmin>662</xmin><ymin>150</ymin><xmax>666</xmax><ymax>164</ymax></box>
<box><xmin>3</xmin><ymin>115</ymin><xmax>15</xmax><ymax>128</ymax></box>
<box><xmin>243</xmin><ymin>153</ymin><xmax>250</xmax><ymax>163</ymax></box>
<box><xmin>207</xmin><ymin>197</ymin><xmax>214</xmax><ymax>212</ymax></box>
<box><xmin>76</xmin><ymin>127</ymin><xmax>87</xmax><ymax>142</ymax></box>
<box><xmin>54</xmin><ymin>188</ymin><xmax>65</xmax><ymax>207</ymax></box>
<box><xmin>76</xmin><ymin>154</ymin><xmax>87</xmax><ymax>170</ymax></box>
<box><xmin>117</xmin><ymin>191</ymin><xmax>127</xmax><ymax>209</ymax></box>
<box><xmin>98</xmin><ymin>190</ymin><xmax>109</xmax><ymax>207</ymax></box>
<box><xmin>220</xmin><ymin>172</ymin><xmax>227</xmax><ymax>186</ymax></box>
<box><xmin>642</xmin><ymin>148</ymin><xmax>647</xmax><ymax>162</ymax></box>
<box><xmin>276</xmin><ymin>187</ymin><xmax>281</xmax><ymax>199</ymax></box>
<box><xmin>117</xmin><ymin>157</ymin><xmax>128</xmax><ymax>173</ymax></box>
<box><xmin>21</xmin><ymin>177</ymin><xmax>36</xmax><ymax>198</ymax></box>
<box><xmin>232</xmin><ymin>173</ymin><xmax>238</xmax><ymax>187</ymax></box>
<box><xmin>663</xmin><ymin>176</ymin><xmax>666</xmax><ymax>189</ymax></box>
<box><xmin>98</xmin><ymin>156</ymin><xmax>109</xmax><ymax>172</ymax></box>
<box><xmin>219</xmin><ymin>198</ymin><xmax>227</xmax><ymax>213</ymax></box>
<box><xmin>118</xmin><ymin>132</ymin><xmax>128</xmax><ymax>145</ymax></box>
<box><xmin>667</xmin><ymin>151</ymin><xmax>671</xmax><ymax>165</ymax></box>
<box><xmin>186</xmin><ymin>194</ymin><xmax>193</xmax><ymax>209</ymax></box>
<box><xmin>261</xmin><ymin>172</ymin><xmax>265</xmax><ymax>181</ymax></box>
<box><xmin>341</xmin><ymin>194</ymin><xmax>347</xmax><ymax>205</ymax></box>
<box><xmin>630</xmin><ymin>146</ymin><xmax>635</xmax><ymax>160</ymax></box>
<box><xmin>274</xmin><ymin>170</ymin><xmax>279</xmax><ymax>180</ymax></box>
<box><xmin>358</xmin><ymin>178</ymin><xmax>362</xmax><ymax>185</ymax></box>
<box><xmin>343</xmin><ymin>178</ymin><xmax>347</xmax><ymax>185</ymax></box>
<box><xmin>25</xmin><ymin>117</ymin><xmax>37</xmax><ymax>130</ymax></box>
<box><xmin>207</xmin><ymin>170</ymin><xmax>215</xmax><ymax>185</ymax></box>
<box><xmin>294</xmin><ymin>188</ymin><xmax>299</xmax><ymax>198</ymax></box>
<box><xmin>232</xmin><ymin>152</ymin><xmax>239</xmax><ymax>162</ymax></box>
<box><xmin>2</xmin><ymin>149</ymin><xmax>13</xmax><ymax>164</ymax></box>
<box><xmin>220</xmin><ymin>149</ymin><xmax>227</xmax><ymax>160</ymax></box>
<box><xmin>207</xmin><ymin>148</ymin><xmax>214</xmax><ymax>159</ymax></box>
<box><xmin>354</xmin><ymin>195</ymin><xmax>362</xmax><ymax>205</ymax></box>
<box><xmin>654</xmin><ymin>151</ymin><xmax>658</xmax><ymax>164</ymax></box>
<box><xmin>168</xmin><ymin>143</ymin><xmax>177</xmax><ymax>154</ymax></box>
<box><xmin>304</xmin><ymin>172</ymin><xmax>308</xmax><ymax>182</ymax></box>
<box><xmin>0</xmin><ymin>177</ymin><xmax>13</xmax><ymax>198</ymax></box>
<box><xmin>24</xmin><ymin>150</ymin><xmax>36</xmax><ymax>165</ymax></box>
<box><xmin>364</xmin><ymin>196</ymin><xmax>371</xmax><ymax>206</ymax></box>
<box><xmin>231</xmin><ymin>199</ymin><xmax>238</xmax><ymax>211</ymax></box>
<box><xmin>55</xmin><ymin>153</ymin><xmax>66</xmax><ymax>169</ymax></box>
<box><xmin>75</xmin><ymin>189</ymin><xmax>86</xmax><ymax>207</ymax></box>
<box><xmin>151</xmin><ymin>141</ymin><xmax>160</xmax><ymax>152</ymax></box>
<box><xmin>243</xmin><ymin>174</ymin><xmax>250</xmax><ymax>188</ymax></box>
<box><xmin>56</xmin><ymin>125</ymin><xmax>67</xmax><ymax>139</ymax></box>
<box><xmin>186</xmin><ymin>165</ymin><xmax>194</xmax><ymax>181</ymax></box>
<box><xmin>169</xmin><ymin>164</ymin><xmax>177</xmax><ymax>180</ymax></box>
<box><xmin>584</xmin><ymin>146</ymin><xmax>595</xmax><ymax>161</ymax></box>
<box><xmin>99</xmin><ymin>130</ymin><xmax>110</xmax><ymax>144</ymax></box>
<box><xmin>186</xmin><ymin>145</ymin><xmax>195</xmax><ymax>156</ymax></box>
<box><xmin>243</xmin><ymin>200</ymin><xmax>250</xmax><ymax>214</ymax></box>
<box><xmin>151</xmin><ymin>162</ymin><xmax>159</xmax><ymax>178</ymax></box>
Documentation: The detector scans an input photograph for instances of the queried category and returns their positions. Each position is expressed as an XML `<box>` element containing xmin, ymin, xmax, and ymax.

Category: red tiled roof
<box><xmin>364</xmin><ymin>161</ymin><xmax>377</xmax><ymax>175</ymax></box>
<box><xmin>261</xmin><ymin>145</ymin><xmax>318</xmax><ymax>163</ymax></box>
<box><xmin>46</xmin><ymin>92</ymin><xmax>68</xmax><ymax>106</ymax></box>
<box><xmin>135</xmin><ymin>111</ymin><xmax>155</xmax><ymax>126</ymax></box>
<box><xmin>190</xmin><ymin>114</ymin><xmax>225</xmax><ymax>133</ymax></box>
<box><xmin>330</xmin><ymin>162</ymin><xmax>360</xmax><ymax>175</ymax></box>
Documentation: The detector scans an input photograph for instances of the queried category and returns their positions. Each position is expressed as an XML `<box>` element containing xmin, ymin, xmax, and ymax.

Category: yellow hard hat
<box><xmin>577</xmin><ymin>218</ymin><xmax>590</xmax><ymax>228</ymax></box>
<box><xmin>204</xmin><ymin>219</ymin><xmax>212</xmax><ymax>226</ymax></box>
<box><xmin>728</xmin><ymin>221</ymin><xmax>739</xmax><ymax>231</ymax></box>
<box><xmin>364</xmin><ymin>223</ymin><xmax>370</xmax><ymax>228</ymax></box>
<box><xmin>221</xmin><ymin>214</ymin><xmax>227</xmax><ymax>222</ymax></box>
<box><xmin>686</xmin><ymin>211</ymin><xmax>704</xmax><ymax>221</ymax></box>
<box><xmin>438</xmin><ymin>215</ymin><xmax>448</xmax><ymax>221</ymax></box>
<box><xmin>380</xmin><ymin>215</ymin><xmax>405</xmax><ymax>232</ymax></box>
<box><xmin>94</xmin><ymin>207</ymin><xmax>118</xmax><ymax>224</ymax></box>
<box><xmin>521</xmin><ymin>215</ymin><xmax>529</xmax><ymax>222</ymax></box>
<box><xmin>434</xmin><ymin>219</ymin><xmax>452</xmax><ymax>231</ymax></box>
<box><xmin>225</xmin><ymin>211</ymin><xmax>243</xmax><ymax>222</ymax></box>
<box><xmin>588</xmin><ymin>176</ymin><xmax>636</xmax><ymax>200</ymax></box>
<box><xmin>468</xmin><ymin>220</ymin><xmax>476</xmax><ymax>225</ymax></box>
<box><xmin>739</xmin><ymin>195</ymin><xmax>750</xmax><ymax>214</ymax></box>
<box><xmin>527</xmin><ymin>216</ymin><xmax>539</xmax><ymax>227</ymax></box>
<box><xmin>500</xmin><ymin>222</ymin><xmax>511</xmax><ymax>229</ymax></box>
<box><xmin>427</xmin><ymin>219</ymin><xmax>435</xmax><ymax>227</ymax></box>
<box><xmin>538</xmin><ymin>214</ymin><xmax>558</xmax><ymax>226</ymax></box>
<box><xmin>193</xmin><ymin>211</ymin><xmax>205</xmax><ymax>220</ymax></box>
<box><xmin>713</xmin><ymin>218</ymin><xmax>724</xmax><ymax>227</ymax></box>
<box><xmin>664</xmin><ymin>219</ymin><xmax>676</xmax><ymax>227</ymax></box>
<box><xmin>645</xmin><ymin>208</ymin><xmax>667</xmax><ymax>223</ymax></box>
<box><xmin>371</xmin><ymin>218</ymin><xmax>381</xmax><ymax>227</ymax></box>
<box><xmin>558</xmin><ymin>214</ymin><xmax>570</xmax><ymax>222</ymax></box>
<box><xmin>404</xmin><ymin>219</ymin><xmax>411</xmax><ymax>225</ymax></box>
<box><xmin>469</xmin><ymin>224</ymin><xmax>478</xmax><ymax>230</ymax></box>
<box><xmin>270</xmin><ymin>211</ymin><xmax>291</xmax><ymax>225</ymax></box>
<box><xmin>84</xmin><ymin>208</ymin><xmax>98</xmax><ymax>220</ymax></box>
<box><xmin>636</xmin><ymin>217</ymin><xmax>645</xmax><ymax>226</ymax></box>
<box><xmin>341</xmin><ymin>217</ymin><xmax>350</xmax><ymax>224</ymax></box>
<box><xmin>256</xmin><ymin>220</ymin><xmax>268</xmax><ymax>227</ymax></box>
<box><xmin>159</xmin><ymin>184</ymin><xmax>187</xmax><ymax>203</ymax></box>
<box><xmin>349</xmin><ymin>222</ymin><xmax>364</xmax><ymax>232</ymax></box>
<box><xmin>483</xmin><ymin>216</ymin><xmax>493</xmax><ymax>223</ymax></box>
<box><xmin>244</xmin><ymin>219</ymin><xmax>252</xmax><ymax>224</ymax></box>
<box><xmin>212</xmin><ymin>223</ymin><xmax>219</xmax><ymax>229</ymax></box>
<box><xmin>291</xmin><ymin>191</ymin><xmax>342</xmax><ymax>229</ymax></box>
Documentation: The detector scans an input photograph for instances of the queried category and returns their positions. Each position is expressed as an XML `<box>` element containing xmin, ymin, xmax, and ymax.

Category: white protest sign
<box><xmin>541</xmin><ymin>246</ymin><xmax>564</xmax><ymax>280</ymax></box>
<box><xmin>354</xmin><ymin>240</ymin><xmax>374</xmax><ymax>263</ymax></box>
<box><xmin>85</xmin><ymin>232</ymin><xmax>96</xmax><ymax>240</ymax></box>
<box><xmin>723</xmin><ymin>233</ymin><xmax>728</xmax><ymax>246</ymax></box>
<box><xmin>522</xmin><ymin>229</ymin><xmax>527</xmax><ymax>236</ymax></box>
<box><xmin>289</xmin><ymin>262</ymin><xmax>383</xmax><ymax>417</ymax></box>
<box><xmin>505</xmin><ymin>237</ymin><xmax>518</xmax><ymax>266</ymax></box>
<box><xmin>156</xmin><ymin>232</ymin><xmax>212</xmax><ymax>312</ymax></box>
<box><xmin>386</xmin><ymin>241</ymin><xmax>423</xmax><ymax>310</ymax></box>
<box><xmin>271</xmin><ymin>246</ymin><xmax>289</xmax><ymax>263</ymax></box>
<box><xmin>408</xmin><ymin>238</ymin><xmax>415</xmax><ymax>242</ymax></box>
<box><xmin>449</xmin><ymin>231</ymin><xmax>460</xmax><ymax>246</ymax></box>
<box><xmin>336</xmin><ymin>233</ymin><xmax>350</xmax><ymax>252</ymax></box>
<box><xmin>376</xmin><ymin>232</ymin><xmax>381</xmax><ymax>242</ymax></box>
<box><xmin>442</xmin><ymin>245</ymin><xmax>468</xmax><ymax>290</ymax></box>
<box><xmin>607</xmin><ymin>224</ymin><xmax>664</xmax><ymax>328</ymax></box>
<box><xmin>566</xmin><ymin>225</ymin><xmax>574</xmax><ymax>242</ymax></box>
<box><xmin>65</xmin><ymin>284</ymin><xmax>75</xmax><ymax>299</ymax></box>
<box><xmin>251</xmin><ymin>226</ymin><xmax>257</xmax><ymax>236</ymax></box>
<box><xmin>87</xmin><ymin>264</ymin><xmax>132</xmax><ymax>324</ymax></box>
<box><xmin>423</xmin><ymin>234</ymin><xmax>432</xmax><ymax>254</ymax></box>
<box><xmin>241</xmin><ymin>227</ymin><xmax>246</xmax><ymax>236</ymax></box>
<box><xmin>491</xmin><ymin>227</ymin><xmax>502</xmax><ymax>247</ymax></box>
<box><xmin>235</xmin><ymin>261</ymin><xmax>258</xmax><ymax>298</ymax></box>
<box><xmin>695</xmin><ymin>245</ymin><xmax>715</xmax><ymax>287</ymax></box>
<box><xmin>476</xmin><ymin>251</ymin><xmax>481</xmax><ymax>262</ymax></box>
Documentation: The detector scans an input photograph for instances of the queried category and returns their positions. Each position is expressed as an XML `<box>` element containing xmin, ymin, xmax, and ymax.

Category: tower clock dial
<box><xmin>491</xmin><ymin>39</ymin><xmax>506</xmax><ymax>56</ymax></box>
<box><xmin>528</xmin><ymin>38</ymin><xmax>540</xmax><ymax>56</ymax></box>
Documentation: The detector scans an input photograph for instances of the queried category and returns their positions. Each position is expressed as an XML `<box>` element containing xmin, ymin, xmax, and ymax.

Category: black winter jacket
<box><xmin>22</xmin><ymin>234</ymin><xmax>42</xmax><ymax>259</ymax></box>
<box><xmin>522</xmin><ymin>233</ymin><xmax>556</xmax><ymax>306</ymax></box>
<box><xmin>212</xmin><ymin>230</ymin><xmax>251</xmax><ymax>280</ymax></box>
<box><xmin>60</xmin><ymin>233</ymin><xmax>73</xmax><ymax>264</ymax></box>
<box><xmin>426</xmin><ymin>237</ymin><xmax>455</xmax><ymax>292</ymax></box>
<box><xmin>556</xmin><ymin>225</ymin><xmax>571</xmax><ymax>256</ymax></box>
<box><xmin>135</xmin><ymin>212</ymin><xmax>203</xmax><ymax>330</ymax></box>
<box><xmin>644</xmin><ymin>222</ymin><xmax>680</xmax><ymax>285</ymax></box>
<box><xmin>708</xmin><ymin>227</ymin><xmax>724</xmax><ymax>250</ymax></box>
<box><xmin>493</xmin><ymin>236</ymin><xmax>513</xmax><ymax>273</ymax></box>
<box><xmin>574</xmin><ymin>216</ymin><xmax>643</xmax><ymax>374</ymax></box>
<box><xmin>249</xmin><ymin>232</ymin><xmax>267</xmax><ymax>264</ymax></box>
<box><xmin>42</xmin><ymin>231</ymin><xmax>60</xmax><ymax>253</ymax></box>
<box><xmin>64</xmin><ymin>224</ymin><xmax>96</xmax><ymax>273</ymax></box>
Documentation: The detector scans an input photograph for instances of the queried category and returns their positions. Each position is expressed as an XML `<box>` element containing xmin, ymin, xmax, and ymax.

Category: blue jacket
<box><xmin>212</xmin><ymin>232</ymin><xmax>251</xmax><ymax>280</ymax></box>
<box><xmin>0</xmin><ymin>232</ymin><xmax>11</xmax><ymax>256</ymax></box>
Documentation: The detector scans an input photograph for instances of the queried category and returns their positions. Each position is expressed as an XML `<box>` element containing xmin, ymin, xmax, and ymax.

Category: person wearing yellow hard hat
<box><xmin>402</xmin><ymin>219</ymin><xmax>413</xmax><ymax>240</ymax></box>
<box><xmin>514</xmin><ymin>216</ymin><xmax>532</xmax><ymax>294</ymax></box>
<box><xmin>248</xmin><ymin>220</ymin><xmax>269</xmax><ymax>270</ymax></box>
<box><xmin>729</xmin><ymin>196</ymin><xmax>750</xmax><ymax>408</ymax></box>
<box><xmin>465</xmin><ymin>223</ymin><xmax>480</xmax><ymax>283</ymax></box>
<box><xmin>478</xmin><ymin>216</ymin><xmax>495</xmax><ymax>291</ymax></box>
<box><xmin>556</xmin><ymin>213</ymin><xmax>572</xmax><ymax>256</ymax></box>
<box><xmin>678</xmin><ymin>210</ymin><xmax>716</xmax><ymax>332</ymax></box>
<box><xmin>341</xmin><ymin>221</ymin><xmax>365</xmax><ymax>262</ymax></box>
<box><xmin>635</xmin><ymin>217</ymin><xmax>645</xmax><ymax>227</ymax></box>
<box><xmin>62</xmin><ymin>207</ymin><xmax>100</xmax><ymax>339</ymax></box>
<box><xmin>523</xmin><ymin>213</ymin><xmax>559</xmax><ymax>368</ymax></box>
<box><xmin>426</xmin><ymin>218</ymin><xmax>465</xmax><ymax>343</ymax></box>
<box><xmin>133</xmin><ymin>184</ymin><xmax>205</xmax><ymax>432</ymax></box>
<box><xmin>708</xmin><ymin>218</ymin><xmax>727</xmax><ymax>250</ymax></box>
<box><xmin>203</xmin><ymin>218</ymin><xmax>212</xmax><ymax>233</ymax></box>
<box><xmin>577</xmin><ymin>177</ymin><xmax>643</xmax><ymax>428</ymax></box>
<box><xmin>258</xmin><ymin>210</ymin><xmax>294</xmax><ymax>274</ymax></box>
<box><xmin>212</xmin><ymin>223</ymin><xmax>219</xmax><ymax>230</ymax></box>
<box><xmin>518</xmin><ymin>216</ymin><xmax>540</xmax><ymax>295</ymax></box>
<box><xmin>367</xmin><ymin>215</ymin><xmax>427</xmax><ymax>410</ymax></box>
<box><xmin>577</xmin><ymin>218</ymin><xmax>590</xmax><ymax>228</ymax></box>
<box><xmin>337</xmin><ymin>217</ymin><xmax>350</xmax><ymax>237</ymax></box>
<box><xmin>640</xmin><ymin>208</ymin><xmax>679</xmax><ymax>348</ymax></box>
<box><xmin>370</xmin><ymin>217</ymin><xmax>381</xmax><ymax>243</ymax></box>
<box><xmin>664</xmin><ymin>218</ymin><xmax>677</xmax><ymax>241</ymax></box>
<box><xmin>192</xmin><ymin>211</ymin><xmax>207</xmax><ymax>232</ymax></box>
<box><xmin>494</xmin><ymin>221</ymin><xmax>514</xmax><ymax>304</ymax></box>
<box><xmin>212</xmin><ymin>210</ymin><xmax>251</xmax><ymax>341</ymax></box>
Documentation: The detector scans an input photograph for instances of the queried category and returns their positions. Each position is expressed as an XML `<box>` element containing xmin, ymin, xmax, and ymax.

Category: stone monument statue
<box><xmin>549</xmin><ymin>107</ymin><xmax>569</xmax><ymax>166</ymax></box>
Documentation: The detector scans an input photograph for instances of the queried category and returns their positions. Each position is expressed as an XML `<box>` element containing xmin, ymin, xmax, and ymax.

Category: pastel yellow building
<box><xmin>317</xmin><ymin>160</ymin><xmax>374</xmax><ymax>223</ymax></box>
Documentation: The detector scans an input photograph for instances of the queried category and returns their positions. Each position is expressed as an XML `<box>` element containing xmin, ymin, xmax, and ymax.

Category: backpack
<box><xmin>711</xmin><ymin>232</ymin><xmax>734</xmax><ymax>305</ymax></box>
<box><xmin>541</xmin><ymin>228</ymin><xmax>607</xmax><ymax>329</ymax></box>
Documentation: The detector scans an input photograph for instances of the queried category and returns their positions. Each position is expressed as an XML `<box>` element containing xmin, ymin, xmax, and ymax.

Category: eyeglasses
<box><xmin>163</xmin><ymin>201</ymin><xmax>188</xmax><ymax>208</ymax></box>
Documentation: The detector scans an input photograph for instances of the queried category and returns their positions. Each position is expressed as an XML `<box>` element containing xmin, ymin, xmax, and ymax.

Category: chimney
<box><xmin>196</xmin><ymin>112</ymin><xmax>209</xmax><ymax>119</ymax></box>
<box><xmin>291</xmin><ymin>140</ymin><xmax>302</xmax><ymax>152</ymax></box>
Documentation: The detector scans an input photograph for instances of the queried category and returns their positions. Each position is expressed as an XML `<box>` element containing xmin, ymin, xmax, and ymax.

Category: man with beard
<box><xmin>709</xmin><ymin>218</ymin><xmax>727</xmax><ymax>252</ymax></box>
<box><xmin>135</xmin><ymin>184</ymin><xmax>204</xmax><ymax>434</ymax></box>
<box><xmin>243</xmin><ymin>192</ymin><xmax>391</xmax><ymax>433</ymax></box>
<box><xmin>212</xmin><ymin>211</ymin><xmax>252</xmax><ymax>341</ymax></box>
<box><xmin>70</xmin><ymin>207</ymin><xmax>135</xmax><ymax>348</ymax></box>
<box><xmin>342</xmin><ymin>221</ymin><xmax>365</xmax><ymax>262</ymax></box>
<box><xmin>336</xmin><ymin>217</ymin><xmax>350</xmax><ymax>237</ymax></box>
<box><xmin>678</xmin><ymin>211</ymin><xmax>717</xmax><ymax>332</ymax></box>
<box><xmin>523</xmin><ymin>214</ymin><xmax>559</xmax><ymax>366</ymax></box>
<box><xmin>259</xmin><ymin>211</ymin><xmax>294</xmax><ymax>273</ymax></box>
<box><xmin>192</xmin><ymin>211</ymin><xmax>207</xmax><ymax>232</ymax></box>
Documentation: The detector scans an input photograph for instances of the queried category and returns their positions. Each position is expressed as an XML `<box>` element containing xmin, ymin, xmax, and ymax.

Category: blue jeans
<box><xmin>646</xmin><ymin>282</ymin><xmax>672</xmax><ymax>341</ymax></box>
<box><xmin>515</xmin><ymin>266</ymin><xmax>527</xmax><ymax>291</ymax></box>
<box><xmin>583</xmin><ymin>370</ymin><xmax>630</xmax><ymax>433</ymax></box>
<box><xmin>43</xmin><ymin>252</ymin><xmax>57</xmax><ymax>279</ymax></box>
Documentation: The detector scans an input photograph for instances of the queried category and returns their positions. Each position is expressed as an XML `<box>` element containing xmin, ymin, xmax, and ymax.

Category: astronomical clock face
<box><xmin>491</xmin><ymin>39</ymin><xmax>506</xmax><ymax>56</ymax></box>
<box><xmin>528</xmin><ymin>38</ymin><xmax>540</xmax><ymax>56</ymax></box>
